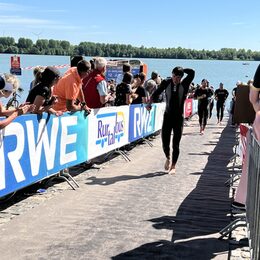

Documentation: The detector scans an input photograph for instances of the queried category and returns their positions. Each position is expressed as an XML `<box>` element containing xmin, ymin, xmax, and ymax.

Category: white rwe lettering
<box><xmin>134</xmin><ymin>108</ymin><xmax>141</xmax><ymax>137</ymax></box>
<box><xmin>0</xmin><ymin>130</ymin><xmax>6</xmax><ymax>190</ymax></box>
<box><xmin>0</xmin><ymin>123</ymin><xmax>26</xmax><ymax>190</ymax></box>
<box><xmin>60</xmin><ymin>116</ymin><xmax>77</xmax><ymax>165</ymax></box>
<box><xmin>143</xmin><ymin>108</ymin><xmax>152</xmax><ymax>133</ymax></box>
<box><xmin>27</xmin><ymin>118</ymin><xmax>59</xmax><ymax>176</ymax></box>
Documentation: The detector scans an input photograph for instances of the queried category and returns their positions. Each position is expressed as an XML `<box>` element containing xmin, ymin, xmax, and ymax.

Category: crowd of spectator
<box><xmin>1</xmin><ymin>56</ymin><xmax>259</xmax><ymax>140</ymax></box>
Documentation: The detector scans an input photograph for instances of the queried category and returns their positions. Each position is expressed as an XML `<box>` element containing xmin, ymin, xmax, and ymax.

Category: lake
<box><xmin>0</xmin><ymin>53</ymin><xmax>259</xmax><ymax>104</ymax></box>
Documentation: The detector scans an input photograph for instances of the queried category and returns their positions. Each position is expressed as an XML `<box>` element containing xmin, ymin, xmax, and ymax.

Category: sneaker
<box><xmin>164</xmin><ymin>158</ymin><xmax>170</xmax><ymax>170</ymax></box>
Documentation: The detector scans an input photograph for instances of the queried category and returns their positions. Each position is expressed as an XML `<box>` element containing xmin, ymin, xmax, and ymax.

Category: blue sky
<box><xmin>1</xmin><ymin>0</ymin><xmax>260</xmax><ymax>51</ymax></box>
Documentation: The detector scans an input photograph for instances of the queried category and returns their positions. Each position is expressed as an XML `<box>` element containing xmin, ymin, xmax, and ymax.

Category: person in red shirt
<box><xmin>82</xmin><ymin>57</ymin><xmax>113</xmax><ymax>108</ymax></box>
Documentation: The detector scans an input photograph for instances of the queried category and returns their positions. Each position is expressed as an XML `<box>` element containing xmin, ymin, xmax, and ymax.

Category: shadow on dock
<box><xmin>112</xmin><ymin>125</ymin><xmax>238</xmax><ymax>260</ymax></box>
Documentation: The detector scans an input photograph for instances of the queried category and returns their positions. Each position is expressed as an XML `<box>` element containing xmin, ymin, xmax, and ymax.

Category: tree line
<box><xmin>0</xmin><ymin>36</ymin><xmax>260</xmax><ymax>61</ymax></box>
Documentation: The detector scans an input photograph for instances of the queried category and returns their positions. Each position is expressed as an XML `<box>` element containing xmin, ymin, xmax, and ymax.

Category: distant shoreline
<box><xmin>0</xmin><ymin>36</ymin><xmax>259</xmax><ymax>61</ymax></box>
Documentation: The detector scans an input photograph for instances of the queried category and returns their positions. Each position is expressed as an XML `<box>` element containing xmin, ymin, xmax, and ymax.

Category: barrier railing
<box><xmin>246</xmin><ymin>131</ymin><xmax>260</xmax><ymax>260</ymax></box>
<box><xmin>0</xmin><ymin>99</ymin><xmax>196</xmax><ymax>200</ymax></box>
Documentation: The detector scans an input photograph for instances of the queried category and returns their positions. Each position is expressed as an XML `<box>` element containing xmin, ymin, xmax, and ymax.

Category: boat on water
<box><xmin>242</xmin><ymin>62</ymin><xmax>250</xmax><ymax>65</ymax></box>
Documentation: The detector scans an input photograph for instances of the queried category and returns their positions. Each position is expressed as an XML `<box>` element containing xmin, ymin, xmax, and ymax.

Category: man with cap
<box><xmin>146</xmin><ymin>66</ymin><xmax>195</xmax><ymax>175</ymax></box>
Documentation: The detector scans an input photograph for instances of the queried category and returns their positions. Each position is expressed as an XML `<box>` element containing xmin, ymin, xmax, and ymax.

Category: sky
<box><xmin>1</xmin><ymin>0</ymin><xmax>260</xmax><ymax>51</ymax></box>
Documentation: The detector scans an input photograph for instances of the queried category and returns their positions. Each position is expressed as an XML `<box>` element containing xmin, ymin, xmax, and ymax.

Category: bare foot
<box><xmin>164</xmin><ymin>158</ymin><xmax>170</xmax><ymax>171</ymax></box>
<box><xmin>168</xmin><ymin>165</ymin><xmax>176</xmax><ymax>175</ymax></box>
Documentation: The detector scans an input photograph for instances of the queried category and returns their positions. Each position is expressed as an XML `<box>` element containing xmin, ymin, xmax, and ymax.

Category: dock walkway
<box><xmin>0</xmin><ymin>115</ymin><xmax>245</xmax><ymax>260</ymax></box>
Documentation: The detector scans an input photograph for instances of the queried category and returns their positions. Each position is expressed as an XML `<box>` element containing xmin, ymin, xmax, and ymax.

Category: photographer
<box><xmin>0</xmin><ymin>74</ymin><xmax>35</xmax><ymax>129</ymax></box>
<box><xmin>26</xmin><ymin>66</ymin><xmax>63</xmax><ymax>116</ymax></box>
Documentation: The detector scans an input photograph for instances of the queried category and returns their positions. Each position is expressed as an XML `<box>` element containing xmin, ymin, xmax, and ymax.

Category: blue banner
<box><xmin>0</xmin><ymin>111</ymin><xmax>88</xmax><ymax>197</ymax></box>
<box><xmin>128</xmin><ymin>104</ymin><xmax>156</xmax><ymax>142</ymax></box>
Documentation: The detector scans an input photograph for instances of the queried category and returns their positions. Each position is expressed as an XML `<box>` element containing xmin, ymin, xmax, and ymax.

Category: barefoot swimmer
<box><xmin>146</xmin><ymin>66</ymin><xmax>195</xmax><ymax>174</ymax></box>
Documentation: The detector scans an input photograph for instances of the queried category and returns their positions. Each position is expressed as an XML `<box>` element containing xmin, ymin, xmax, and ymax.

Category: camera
<box><xmin>44</xmin><ymin>96</ymin><xmax>56</xmax><ymax>106</ymax></box>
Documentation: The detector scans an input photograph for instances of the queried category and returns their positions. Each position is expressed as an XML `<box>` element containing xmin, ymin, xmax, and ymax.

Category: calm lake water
<box><xmin>0</xmin><ymin>53</ymin><xmax>259</xmax><ymax>104</ymax></box>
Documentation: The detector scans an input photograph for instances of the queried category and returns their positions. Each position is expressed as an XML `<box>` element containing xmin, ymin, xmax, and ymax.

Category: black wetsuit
<box><xmin>194</xmin><ymin>87</ymin><xmax>212</xmax><ymax>128</ymax></box>
<box><xmin>253</xmin><ymin>64</ymin><xmax>260</xmax><ymax>89</ymax></box>
<box><xmin>151</xmin><ymin>69</ymin><xmax>195</xmax><ymax>165</ymax></box>
<box><xmin>208</xmin><ymin>88</ymin><xmax>215</xmax><ymax>119</ymax></box>
<box><xmin>215</xmin><ymin>88</ymin><xmax>229</xmax><ymax>122</ymax></box>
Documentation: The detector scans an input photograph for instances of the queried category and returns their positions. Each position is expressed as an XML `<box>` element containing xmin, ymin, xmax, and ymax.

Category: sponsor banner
<box><xmin>11</xmin><ymin>56</ymin><xmax>21</xmax><ymax>69</ymax></box>
<box><xmin>154</xmin><ymin>103</ymin><xmax>165</xmax><ymax>132</ymax></box>
<box><xmin>10</xmin><ymin>67</ymin><xmax>22</xmax><ymax>75</ymax></box>
<box><xmin>10</xmin><ymin>56</ymin><xmax>22</xmax><ymax>75</ymax></box>
<box><xmin>106</xmin><ymin>63</ymin><xmax>140</xmax><ymax>82</ymax></box>
<box><xmin>128</xmin><ymin>104</ymin><xmax>156</xmax><ymax>142</ymax></box>
<box><xmin>238</xmin><ymin>124</ymin><xmax>249</xmax><ymax>162</ymax></box>
<box><xmin>184</xmin><ymin>98</ymin><xmax>193</xmax><ymax>118</ymax></box>
<box><xmin>235</xmin><ymin>130</ymin><xmax>251</xmax><ymax>204</ymax></box>
<box><xmin>192</xmin><ymin>99</ymin><xmax>198</xmax><ymax>115</ymax></box>
<box><xmin>0</xmin><ymin>111</ymin><xmax>88</xmax><ymax>197</ymax></box>
<box><xmin>87</xmin><ymin>106</ymin><xmax>129</xmax><ymax>159</ymax></box>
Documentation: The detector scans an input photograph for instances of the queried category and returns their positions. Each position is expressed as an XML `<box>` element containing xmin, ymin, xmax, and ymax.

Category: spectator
<box><xmin>0</xmin><ymin>74</ymin><xmax>34</xmax><ymax>129</ymax></box>
<box><xmin>107</xmin><ymin>80</ymin><xmax>116</xmax><ymax>106</ymax></box>
<box><xmin>230</xmin><ymin>81</ymin><xmax>240</xmax><ymax>126</ymax></box>
<box><xmin>115</xmin><ymin>63</ymin><xmax>132</xmax><ymax>86</ymax></box>
<box><xmin>144</xmin><ymin>71</ymin><xmax>160</xmax><ymax>101</ymax></box>
<box><xmin>82</xmin><ymin>57</ymin><xmax>113</xmax><ymax>108</ymax></box>
<box><xmin>52</xmin><ymin>60</ymin><xmax>91</xmax><ymax>113</ymax></box>
<box><xmin>131</xmin><ymin>73</ymin><xmax>147</xmax><ymax>104</ymax></box>
<box><xmin>70</xmin><ymin>55</ymin><xmax>84</xmax><ymax>67</ymax></box>
<box><xmin>26</xmin><ymin>66</ymin><xmax>63</xmax><ymax>116</ymax></box>
<box><xmin>29</xmin><ymin>66</ymin><xmax>45</xmax><ymax>90</ymax></box>
<box><xmin>115</xmin><ymin>72</ymin><xmax>133</xmax><ymax>106</ymax></box>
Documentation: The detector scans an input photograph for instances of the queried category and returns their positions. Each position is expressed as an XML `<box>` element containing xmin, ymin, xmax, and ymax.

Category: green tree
<box><xmin>0</xmin><ymin>37</ymin><xmax>15</xmax><ymax>46</ymax></box>
<box><xmin>4</xmin><ymin>46</ymin><xmax>19</xmax><ymax>54</ymax></box>
<box><xmin>17</xmin><ymin>37</ymin><xmax>33</xmax><ymax>49</ymax></box>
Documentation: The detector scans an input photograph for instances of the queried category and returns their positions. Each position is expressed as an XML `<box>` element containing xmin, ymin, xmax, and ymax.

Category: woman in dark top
<box><xmin>131</xmin><ymin>73</ymin><xmax>147</xmax><ymax>105</ymax></box>
<box><xmin>26</xmin><ymin>66</ymin><xmax>62</xmax><ymax>116</ymax></box>
<box><xmin>114</xmin><ymin>72</ymin><xmax>132</xmax><ymax>106</ymax></box>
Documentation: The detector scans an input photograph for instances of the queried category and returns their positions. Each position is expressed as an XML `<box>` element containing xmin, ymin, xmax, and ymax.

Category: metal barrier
<box><xmin>246</xmin><ymin>131</ymin><xmax>260</xmax><ymax>260</ymax></box>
